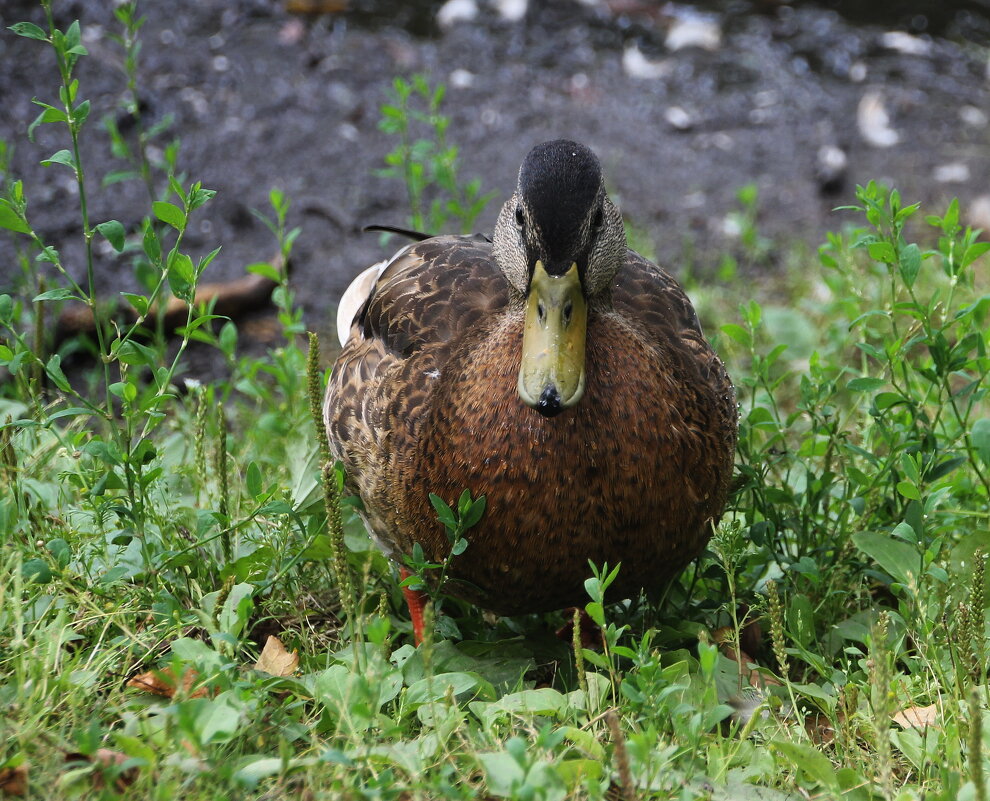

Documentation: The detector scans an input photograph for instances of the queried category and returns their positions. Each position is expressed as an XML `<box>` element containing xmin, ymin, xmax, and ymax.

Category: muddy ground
<box><xmin>1</xmin><ymin>0</ymin><xmax>989</xmax><ymax>354</ymax></box>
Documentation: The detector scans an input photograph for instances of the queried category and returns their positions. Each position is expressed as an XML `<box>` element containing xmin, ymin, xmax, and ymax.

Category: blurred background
<box><xmin>1</xmin><ymin>0</ymin><xmax>989</xmax><ymax>339</ymax></box>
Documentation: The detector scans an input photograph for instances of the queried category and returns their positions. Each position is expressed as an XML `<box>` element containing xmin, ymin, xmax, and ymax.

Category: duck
<box><xmin>324</xmin><ymin>140</ymin><xmax>736</xmax><ymax>642</ymax></box>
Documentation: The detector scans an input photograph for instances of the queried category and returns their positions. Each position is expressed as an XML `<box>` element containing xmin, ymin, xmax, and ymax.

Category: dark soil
<box><xmin>1</xmin><ymin>0</ymin><xmax>989</xmax><ymax>350</ymax></box>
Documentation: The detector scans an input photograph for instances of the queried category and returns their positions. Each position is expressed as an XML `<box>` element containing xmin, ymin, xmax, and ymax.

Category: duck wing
<box><xmin>358</xmin><ymin>235</ymin><xmax>511</xmax><ymax>359</ymax></box>
<box><xmin>325</xmin><ymin>235</ymin><xmax>512</xmax><ymax>555</ymax></box>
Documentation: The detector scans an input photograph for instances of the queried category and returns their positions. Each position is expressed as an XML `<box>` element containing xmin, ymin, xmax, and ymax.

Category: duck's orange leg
<box><xmin>399</xmin><ymin>567</ymin><xmax>428</xmax><ymax>645</ymax></box>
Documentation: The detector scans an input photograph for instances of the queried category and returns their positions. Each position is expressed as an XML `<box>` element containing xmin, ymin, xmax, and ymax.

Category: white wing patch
<box><xmin>336</xmin><ymin>244</ymin><xmax>415</xmax><ymax>347</ymax></box>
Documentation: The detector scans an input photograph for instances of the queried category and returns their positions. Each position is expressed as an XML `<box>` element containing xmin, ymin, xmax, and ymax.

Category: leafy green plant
<box><xmin>708</xmin><ymin>180</ymin><xmax>990</xmax><ymax>798</ymax></box>
<box><xmin>377</xmin><ymin>75</ymin><xmax>495</xmax><ymax>235</ymax></box>
<box><xmin>401</xmin><ymin>488</ymin><xmax>487</xmax><ymax>639</ymax></box>
<box><xmin>2</xmin><ymin>2</ymin><xmax>221</xmax><ymax>559</ymax></box>
<box><xmin>714</xmin><ymin>182</ymin><xmax>773</xmax><ymax>282</ymax></box>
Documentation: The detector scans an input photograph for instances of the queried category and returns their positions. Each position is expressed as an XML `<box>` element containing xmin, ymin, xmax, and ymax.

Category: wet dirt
<box><xmin>1</xmin><ymin>0</ymin><xmax>989</xmax><ymax>351</ymax></box>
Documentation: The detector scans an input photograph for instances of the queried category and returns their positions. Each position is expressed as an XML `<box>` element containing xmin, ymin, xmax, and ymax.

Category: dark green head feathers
<box><xmin>492</xmin><ymin>140</ymin><xmax>626</xmax><ymax>300</ymax></box>
<box><xmin>517</xmin><ymin>140</ymin><xmax>606</xmax><ymax>277</ymax></box>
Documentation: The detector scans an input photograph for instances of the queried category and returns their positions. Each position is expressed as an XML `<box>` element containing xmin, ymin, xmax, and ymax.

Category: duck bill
<box><xmin>516</xmin><ymin>261</ymin><xmax>588</xmax><ymax>417</ymax></box>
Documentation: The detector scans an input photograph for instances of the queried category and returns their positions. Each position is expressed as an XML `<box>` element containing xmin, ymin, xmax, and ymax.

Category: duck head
<box><xmin>493</xmin><ymin>140</ymin><xmax>627</xmax><ymax>417</ymax></box>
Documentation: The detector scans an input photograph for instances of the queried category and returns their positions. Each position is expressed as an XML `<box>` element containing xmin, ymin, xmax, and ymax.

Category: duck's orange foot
<box><xmin>556</xmin><ymin>608</ymin><xmax>601</xmax><ymax>650</ymax></box>
<box><xmin>399</xmin><ymin>567</ymin><xmax>428</xmax><ymax>645</ymax></box>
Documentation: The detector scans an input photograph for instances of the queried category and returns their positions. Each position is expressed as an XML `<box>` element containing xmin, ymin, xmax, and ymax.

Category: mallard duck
<box><xmin>324</xmin><ymin>140</ymin><xmax>736</xmax><ymax>640</ymax></box>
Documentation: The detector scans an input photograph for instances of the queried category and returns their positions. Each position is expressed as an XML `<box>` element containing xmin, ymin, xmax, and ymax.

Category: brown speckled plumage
<box><xmin>324</xmin><ymin>141</ymin><xmax>736</xmax><ymax>616</ymax></box>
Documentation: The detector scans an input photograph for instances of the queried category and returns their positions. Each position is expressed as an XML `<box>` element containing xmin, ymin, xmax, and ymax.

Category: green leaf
<box><xmin>103</xmin><ymin>169</ymin><xmax>139</xmax><ymax>187</ymax></box>
<box><xmin>8</xmin><ymin>21</ymin><xmax>48</xmax><ymax>40</ymax></box>
<box><xmin>556</xmin><ymin>726</ymin><xmax>606</xmax><ymax>760</ymax></box>
<box><xmin>972</xmin><ymin>418</ymin><xmax>990</xmax><ymax>467</ymax></box>
<box><xmin>73</xmin><ymin>99</ymin><xmax>91</xmax><ymax>125</ymax></box>
<box><xmin>847</xmin><ymin>377</ymin><xmax>884</xmax><ymax>392</ymax></box>
<box><xmin>771</xmin><ymin>740</ymin><xmax>838</xmax><ymax>790</ymax></box>
<box><xmin>219</xmin><ymin>321</ymin><xmax>237</xmax><ymax>356</ymax></box>
<box><xmin>896</xmin><ymin>480</ymin><xmax>921</xmax><ymax>501</ymax></box>
<box><xmin>6</xmin><ymin>350</ymin><xmax>28</xmax><ymax>375</ymax></box>
<box><xmin>233</xmin><ymin>758</ymin><xmax>286</xmax><ymax>789</ymax></box>
<box><xmin>121</xmin><ymin>293</ymin><xmax>150</xmax><ymax>317</ymax></box>
<box><xmin>27</xmin><ymin>106</ymin><xmax>66</xmax><ymax>141</ymax></box>
<box><xmin>195</xmin><ymin>694</ymin><xmax>244</xmax><ymax>745</ymax></box>
<box><xmin>198</xmin><ymin>246</ymin><xmax>222</xmax><ymax>273</ymax></box>
<box><xmin>0</xmin><ymin>294</ymin><xmax>12</xmax><ymax>324</ymax></box>
<box><xmin>65</xmin><ymin>21</ymin><xmax>82</xmax><ymax>50</ymax></box>
<box><xmin>874</xmin><ymin>391</ymin><xmax>904</xmax><ymax>411</ymax></box>
<box><xmin>477</xmin><ymin>751</ymin><xmax>525</xmax><ymax>797</ymax></box>
<box><xmin>41</xmin><ymin>149</ymin><xmax>76</xmax><ymax>170</ymax></box>
<box><xmin>258</xmin><ymin>500</ymin><xmax>294</xmax><ymax>516</ymax></box>
<box><xmin>153</xmin><ymin>200</ymin><xmax>186</xmax><ymax>230</ymax></box>
<box><xmin>461</xmin><ymin>495</ymin><xmax>486</xmax><ymax>530</ymax></box>
<box><xmin>0</xmin><ymin>201</ymin><xmax>30</xmax><ymax>234</ymax></box>
<box><xmin>96</xmin><ymin>220</ymin><xmax>126</xmax><ymax>252</ymax></box>
<box><xmin>246</xmin><ymin>461</ymin><xmax>263</xmax><ymax>499</ymax></box>
<box><xmin>22</xmin><ymin>558</ymin><xmax>53</xmax><ymax>584</ymax></box>
<box><xmin>177</xmin><ymin>314</ymin><xmax>227</xmax><ymax>336</ymax></box>
<box><xmin>109</xmin><ymin>381</ymin><xmax>137</xmax><ymax>403</ymax></box>
<box><xmin>45</xmin><ymin>354</ymin><xmax>71</xmax><ymax>392</ymax></box>
<box><xmin>218</xmin><ymin>583</ymin><xmax>255</xmax><ymax>639</ymax></box>
<box><xmin>867</xmin><ymin>241</ymin><xmax>896</xmax><ymax>264</ymax></box>
<box><xmin>143</xmin><ymin>226</ymin><xmax>162</xmax><ymax>263</ymax></box>
<box><xmin>188</xmin><ymin>185</ymin><xmax>216</xmax><ymax>211</ymax></box>
<box><xmin>471</xmin><ymin>688</ymin><xmax>568</xmax><ymax>730</ymax></box>
<box><xmin>33</xmin><ymin>288</ymin><xmax>76</xmax><ymax>302</ymax></box>
<box><xmin>720</xmin><ymin>323</ymin><xmax>752</xmax><ymax>348</ymax></box>
<box><xmin>47</xmin><ymin>538</ymin><xmax>72</xmax><ymax>568</ymax></box>
<box><xmin>890</xmin><ymin>521</ymin><xmax>917</xmax><ymax>543</ymax></box>
<box><xmin>48</xmin><ymin>406</ymin><xmax>93</xmax><ymax>420</ymax></box>
<box><xmin>246</xmin><ymin>261</ymin><xmax>281</xmax><ymax>282</ymax></box>
<box><xmin>898</xmin><ymin>243</ymin><xmax>921</xmax><ymax>288</ymax></box>
<box><xmin>115</xmin><ymin>340</ymin><xmax>158</xmax><ymax>367</ymax></box>
<box><xmin>962</xmin><ymin>241</ymin><xmax>990</xmax><ymax>269</ymax></box>
<box><xmin>83</xmin><ymin>439</ymin><xmax>123</xmax><ymax>467</ymax></box>
<box><xmin>405</xmin><ymin>672</ymin><xmax>479</xmax><ymax>708</ymax></box>
<box><xmin>852</xmin><ymin>532</ymin><xmax>920</xmax><ymax>585</ymax></box>
<box><xmin>429</xmin><ymin>493</ymin><xmax>457</xmax><ymax>529</ymax></box>
<box><xmin>167</xmin><ymin>251</ymin><xmax>195</xmax><ymax>300</ymax></box>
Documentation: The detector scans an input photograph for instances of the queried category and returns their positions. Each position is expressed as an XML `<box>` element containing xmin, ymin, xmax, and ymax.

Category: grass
<box><xmin>2</xmin><ymin>4</ymin><xmax>990</xmax><ymax>799</ymax></box>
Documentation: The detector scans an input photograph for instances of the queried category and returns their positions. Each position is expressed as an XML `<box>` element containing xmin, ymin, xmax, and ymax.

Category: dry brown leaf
<box><xmin>893</xmin><ymin>703</ymin><xmax>939</xmax><ymax>729</ymax></box>
<box><xmin>0</xmin><ymin>764</ymin><xmax>28</xmax><ymax>796</ymax></box>
<box><xmin>126</xmin><ymin>666</ymin><xmax>208</xmax><ymax>699</ymax></box>
<box><xmin>253</xmin><ymin>635</ymin><xmax>299</xmax><ymax>677</ymax></box>
<box><xmin>65</xmin><ymin>750</ymin><xmax>138</xmax><ymax>792</ymax></box>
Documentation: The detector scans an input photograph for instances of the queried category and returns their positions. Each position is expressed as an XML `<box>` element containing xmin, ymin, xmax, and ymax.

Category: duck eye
<box><xmin>515</xmin><ymin>206</ymin><xmax>525</xmax><ymax>228</ymax></box>
<box><xmin>592</xmin><ymin>207</ymin><xmax>604</xmax><ymax>231</ymax></box>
